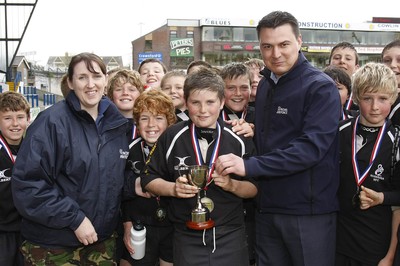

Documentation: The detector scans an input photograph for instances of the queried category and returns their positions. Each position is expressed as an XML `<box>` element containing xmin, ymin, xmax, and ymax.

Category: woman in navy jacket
<box><xmin>11</xmin><ymin>53</ymin><xmax>130</xmax><ymax>265</ymax></box>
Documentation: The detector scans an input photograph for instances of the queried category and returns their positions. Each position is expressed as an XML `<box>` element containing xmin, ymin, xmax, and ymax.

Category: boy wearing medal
<box><xmin>219</xmin><ymin>62</ymin><xmax>255</xmax><ymax>125</ymax></box>
<box><xmin>120</xmin><ymin>89</ymin><xmax>176</xmax><ymax>266</ymax></box>
<box><xmin>141</xmin><ymin>68</ymin><xmax>257</xmax><ymax>266</ymax></box>
<box><xmin>220</xmin><ymin>62</ymin><xmax>257</xmax><ymax>265</ymax></box>
<box><xmin>336</xmin><ymin>62</ymin><xmax>400</xmax><ymax>265</ymax></box>
<box><xmin>0</xmin><ymin>91</ymin><xmax>30</xmax><ymax>266</ymax></box>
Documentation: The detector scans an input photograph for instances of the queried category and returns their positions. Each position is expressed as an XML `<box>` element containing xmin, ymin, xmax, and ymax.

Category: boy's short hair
<box><xmin>0</xmin><ymin>91</ymin><xmax>30</xmax><ymax>117</ymax></box>
<box><xmin>220</xmin><ymin>62</ymin><xmax>251</xmax><ymax>82</ymax></box>
<box><xmin>323</xmin><ymin>65</ymin><xmax>352</xmax><ymax>96</ymax></box>
<box><xmin>329</xmin><ymin>41</ymin><xmax>359</xmax><ymax>65</ymax></box>
<box><xmin>133</xmin><ymin>89</ymin><xmax>176</xmax><ymax>126</ymax></box>
<box><xmin>184</xmin><ymin>68</ymin><xmax>225</xmax><ymax>101</ymax></box>
<box><xmin>107</xmin><ymin>69</ymin><xmax>144</xmax><ymax>101</ymax></box>
<box><xmin>186</xmin><ymin>60</ymin><xmax>212</xmax><ymax>74</ymax></box>
<box><xmin>352</xmin><ymin>62</ymin><xmax>398</xmax><ymax>105</ymax></box>
<box><xmin>160</xmin><ymin>70</ymin><xmax>186</xmax><ymax>89</ymax></box>
<box><xmin>138</xmin><ymin>58</ymin><xmax>168</xmax><ymax>74</ymax></box>
<box><xmin>381</xmin><ymin>39</ymin><xmax>400</xmax><ymax>60</ymax></box>
<box><xmin>244</xmin><ymin>58</ymin><xmax>264</xmax><ymax>69</ymax></box>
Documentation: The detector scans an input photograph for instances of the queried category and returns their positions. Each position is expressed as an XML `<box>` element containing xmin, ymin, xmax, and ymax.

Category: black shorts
<box><xmin>173</xmin><ymin>224</ymin><xmax>248</xmax><ymax>266</ymax></box>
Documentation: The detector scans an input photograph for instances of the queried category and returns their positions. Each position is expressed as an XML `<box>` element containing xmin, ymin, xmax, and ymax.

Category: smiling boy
<box><xmin>0</xmin><ymin>91</ymin><xmax>30</xmax><ymax>266</ymax></box>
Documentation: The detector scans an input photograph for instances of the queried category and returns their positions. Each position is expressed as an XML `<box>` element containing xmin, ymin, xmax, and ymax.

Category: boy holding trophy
<box><xmin>141</xmin><ymin>68</ymin><xmax>257</xmax><ymax>266</ymax></box>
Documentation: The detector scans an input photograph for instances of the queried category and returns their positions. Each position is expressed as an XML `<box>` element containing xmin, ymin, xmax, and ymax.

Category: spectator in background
<box><xmin>138</xmin><ymin>58</ymin><xmax>167</xmax><ymax>90</ymax></box>
<box><xmin>0</xmin><ymin>91</ymin><xmax>30</xmax><ymax>266</ymax></box>
<box><xmin>11</xmin><ymin>52</ymin><xmax>130</xmax><ymax>265</ymax></box>
<box><xmin>382</xmin><ymin>39</ymin><xmax>400</xmax><ymax>126</ymax></box>
<box><xmin>161</xmin><ymin>70</ymin><xmax>189</xmax><ymax>122</ymax></box>
<box><xmin>215</xmin><ymin>11</ymin><xmax>340</xmax><ymax>266</ymax></box>
<box><xmin>121</xmin><ymin>89</ymin><xmax>176</xmax><ymax>266</ymax></box>
<box><xmin>323</xmin><ymin>65</ymin><xmax>358</xmax><ymax>120</ymax></box>
<box><xmin>244</xmin><ymin>58</ymin><xmax>264</xmax><ymax>107</ymax></box>
<box><xmin>329</xmin><ymin>41</ymin><xmax>360</xmax><ymax>111</ymax></box>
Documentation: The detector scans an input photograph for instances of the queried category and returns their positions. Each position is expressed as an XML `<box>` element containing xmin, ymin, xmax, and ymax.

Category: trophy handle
<box><xmin>206</xmin><ymin>163</ymin><xmax>215</xmax><ymax>186</ymax></box>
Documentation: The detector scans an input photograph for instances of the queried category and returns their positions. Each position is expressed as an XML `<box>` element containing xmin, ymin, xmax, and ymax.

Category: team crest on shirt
<box><xmin>0</xmin><ymin>168</ymin><xmax>11</xmax><ymax>182</ymax></box>
<box><xmin>128</xmin><ymin>160</ymin><xmax>144</xmax><ymax>174</ymax></box>
<box><xmin>174</xmin><ymin>156</ymin><xmax>191</xmax><ymax>173</ymax></box>
<box><xmin>370</xmin><ymin>164</ymin><xmax>385</xmax><ymax>181</ymax></box>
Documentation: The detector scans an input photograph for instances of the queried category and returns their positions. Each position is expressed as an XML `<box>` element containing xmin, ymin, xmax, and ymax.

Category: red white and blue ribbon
<box><xmin>351</xmin><ymin>116</ymin><xmax>386</xmax><ymax>186</ymax></box>
<box><xmin>342</xmin><ymin>110</ymin><xmax>347</xmax><ymax>121</ymax></box>
<box><xmin>190</xmin><ymin>122</ymin><xmax>221</xmax><ymax>180</ymax></box>
<box><xmin>132</xmin><ymin>124</ymin><xmax>137</xmax><ymax>140</ymax></box>
<box><xmin>221</xmin><ymin>109</ymin><xmax>246</xmax><ymax>121</ymax></box>
<box><xmin>345</xmin><ymin>93</ymin><xmax>354</xmax><ymax>110</ymax></box>
<box><xmin>0</xmin><ymin>135</ymin><xmax>15</xmax><ymax>163</ymax></box>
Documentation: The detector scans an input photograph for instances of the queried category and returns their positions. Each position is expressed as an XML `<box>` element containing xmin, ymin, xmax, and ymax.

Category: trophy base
<box><xmin>186</xmin><ymin>219</ymin><xmax>215</xmax><ymax>230</ymax></box>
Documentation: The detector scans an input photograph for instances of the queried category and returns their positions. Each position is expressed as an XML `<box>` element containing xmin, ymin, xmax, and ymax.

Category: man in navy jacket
<box><xmin>215</xmin><ymin>11</ymin><xmax>340</xmax><ymax>266</ymax></box>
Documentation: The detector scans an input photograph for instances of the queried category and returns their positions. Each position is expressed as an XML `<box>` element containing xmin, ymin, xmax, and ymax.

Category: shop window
<box><xmin>144</xmin><ymin>40</ymin><xmax>152</xmax><ymax>51</ymax></box>
<box><xmin>170</xmin><ymin>30</ymin><xmax>177</xmax><ymax>39</ymax></box>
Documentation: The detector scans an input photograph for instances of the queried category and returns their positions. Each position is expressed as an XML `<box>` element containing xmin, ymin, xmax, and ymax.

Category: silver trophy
<box><xmin>186</xmin><ymin>165</ymin><xmax>215</xmax><ymax>230</ymax></box>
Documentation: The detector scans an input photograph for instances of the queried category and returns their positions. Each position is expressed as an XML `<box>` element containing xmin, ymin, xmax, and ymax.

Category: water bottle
<box><xmin>130</xmin><ymin>220</ymin><xmax>146</xmax><ymax>260</ymax></box>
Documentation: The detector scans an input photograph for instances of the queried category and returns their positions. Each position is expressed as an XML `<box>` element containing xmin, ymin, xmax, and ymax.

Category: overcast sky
<box><xmin>16</xmin><ymin>0</ymin><xmax>400</xmax><ymax>67</ymax></box>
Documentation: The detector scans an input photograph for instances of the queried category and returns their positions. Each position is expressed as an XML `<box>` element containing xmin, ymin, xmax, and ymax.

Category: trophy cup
<box><xmin>186</xmin><ymin>165</ymin><xmax>215</xmax><ymax>230</ymax></box>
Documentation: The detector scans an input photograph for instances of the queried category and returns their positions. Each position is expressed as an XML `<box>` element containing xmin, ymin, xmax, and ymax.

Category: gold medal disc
<box><xmin>201</xmin><ymin>197</ymin><xmax>214</xmax><ymax>212</ymax></box>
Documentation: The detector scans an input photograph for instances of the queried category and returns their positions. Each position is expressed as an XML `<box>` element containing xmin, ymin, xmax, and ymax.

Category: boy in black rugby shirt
<box><xmin>121</xmin><ymin>89</ymin><xmax>176</xmax><ymax>266</ymax></box>
<box><xmin>336</xmin><ymin>62</ymin><xmax>400</xmax><ymax>266</ymax></box>
<box><xmin>0</xmin><ymin>91</ymin><xmax>30</xmax><ymax>266</ymax></box>
<box><xmin>220</xmin><ymin>62</ymin><xmax>257</xmax><ymax>265</ymax></box>
<box><xmin>141</xmin><ymin>68</ymin><xmax>257</xmax><ymax>266</ymax></box>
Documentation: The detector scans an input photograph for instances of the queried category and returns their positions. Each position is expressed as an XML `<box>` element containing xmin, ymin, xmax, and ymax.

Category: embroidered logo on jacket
<box><xmin>276</xmin><ymin>106</ymin><xmax>288</xmax><ymax>114</ymax></box>
<box><xmin>119</xmin><ymin>149</ymin><xmax>129</xmax><ymax>159</ymax></box>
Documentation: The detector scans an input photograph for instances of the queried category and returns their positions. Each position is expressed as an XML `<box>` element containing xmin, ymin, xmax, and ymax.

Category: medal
<box><xmin>351</xmin><ymin>116</ymin><xmax>386</xmax><ymax>207</ymax></box>
<box><xmin>155</xmin><ymin>196</ymin><xmax>166</xmax><ymax>221</ymax></box>
<box><xmin>155</xmin><ymin>207</ymin><xmax>166</xmax><ymax>221</ymax></box>
<box><xmin>201</xmin><ymin>197</ymin><xmax>214</xmax><ymax>212</ymax></box>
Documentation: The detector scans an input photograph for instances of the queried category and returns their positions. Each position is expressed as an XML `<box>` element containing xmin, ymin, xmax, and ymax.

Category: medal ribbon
<box><xmin>132</xmin><ymin>124</ymin><xmax>137</xmax><ymax>140</ymax></box>
<box><xmin>221</xmin><ymin>109</ymin><xmax>247</xmax><ymax>121</ymax></box>
<box><xmin>345</xmin><ymin>93</ymin><xmax>353</xmax><ymax>110</ymax></box>
<box><xmin>351</xmin><ymin>116</ymin><xmax>386</xmax><ymax>186</ymax></box>
<box><xmin>342</xmin><ymin>110</ymin><xmax>347</xmax><ymax>120</ymax></box>
<box><xmin>0</xmin><ymin>135</ymin><xmax>15</xmax><ymax>163</ymax></box>
<box><xmin>190</xmin><ymin>122</ymin><xmax>221</xmax><ymax>181</ymax></box>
